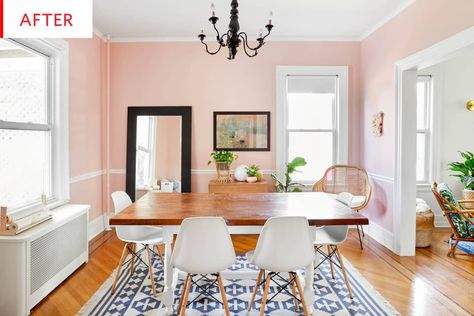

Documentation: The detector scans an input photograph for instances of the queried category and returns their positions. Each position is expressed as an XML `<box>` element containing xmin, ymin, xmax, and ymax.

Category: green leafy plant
<box><xmin>448</xmin><ymin>151</ymin><xmax>474</xmax><ymax>190</ymax></box>
<box><xmin>207</xmin><ymin>150</ymin><xmax>238</xmax><ymax>166</ymax></box>
<box><xmin>271</xmin><ymin>157</ymin><xmax>307</xmax><ymax>192</ymax></box>
<box><xmin>246</xmin><ymin>165</ymin><xmax>260</xmax><ymax>177</ymax></box>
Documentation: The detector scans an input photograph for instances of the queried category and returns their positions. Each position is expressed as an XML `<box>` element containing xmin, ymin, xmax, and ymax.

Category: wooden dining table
<box><xmin>110</xmin><ymin>191</ymin><xmax>369</xmax><ymax>314</ymax></box>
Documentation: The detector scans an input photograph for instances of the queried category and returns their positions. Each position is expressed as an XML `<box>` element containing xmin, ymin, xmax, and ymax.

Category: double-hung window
<box><xmin>416</xmin><ymin>75</ymin><xmax>433</xmax><ymax>183</ymax></box>
<box><xmin>0</xmin><ymin>39</ymin><xmax>69</xmax><ymax>215</ymax></box>
<box><xmin>277</xmin><ymin>66</ymin><xmax>348</xmax><ymax>184</ymax></box>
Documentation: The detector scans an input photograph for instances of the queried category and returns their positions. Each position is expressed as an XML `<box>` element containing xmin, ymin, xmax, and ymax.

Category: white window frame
<box><xmin>0</xmin><ymin>38</ymin><xmax>70</xmax><ymax>218</ymax></box>
<box><xmin>276</xmin><ymin>66</ymin><xmax>348</xmax><ymax>183</ymax></box>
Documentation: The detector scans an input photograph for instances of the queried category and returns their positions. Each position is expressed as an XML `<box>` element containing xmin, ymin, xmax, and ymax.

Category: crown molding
<box><xmin>93</xmin><ymin>27</ymin><xmax>108</xmax><ymax>41</ymax></box>
<box><xmin>109</xmin><ymin>36</ymin><xmax>360</xmax><ymax>43</ymax></box>
<box><xmin>359</xmin><ymin>0</ymin><xmax>416</xmax><ymax>40</ymax></box>
<box><xmin>95</xmin><ymin>0</ymin><xmax>416</xmax><ymax>44</ymax></box>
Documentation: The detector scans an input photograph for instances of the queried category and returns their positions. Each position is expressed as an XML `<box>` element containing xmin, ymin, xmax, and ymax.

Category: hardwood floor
<box><xmin>31</xmin><ymin>228</ymin><xmax>473</xmax><ymax>316</ymax></box>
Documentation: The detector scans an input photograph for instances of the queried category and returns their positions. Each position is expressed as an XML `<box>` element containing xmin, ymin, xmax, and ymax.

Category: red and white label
<box><xmin>1</xmin><ymin>0</ymin><xmax>92</xmax><ymax>38</ymax></box>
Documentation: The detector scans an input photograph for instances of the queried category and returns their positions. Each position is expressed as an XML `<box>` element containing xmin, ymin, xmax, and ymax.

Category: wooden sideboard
<box><xmin>208</xmin><ymin>180</ymin><xmax>269</xmax><ymax>193</ymax></box>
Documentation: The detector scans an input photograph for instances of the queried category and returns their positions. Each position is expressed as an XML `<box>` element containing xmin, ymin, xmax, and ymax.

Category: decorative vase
<box><xmin>234</xmin><ymin>165</ymin><xmax>248</xmax><ymax>182</ymax></box>
<box><xmin>462</xmin><ymin>189</ymin><xmax>474</xmax><ymax>209</ymax></box>
<box><xmin>215</xmin><ymin>161</ymin><xmax>233</xmax><ymax>183</ymax></box>
<box><xmin>246</xmin><ymin>176</ymin><xmax>257</xmax><ymax>183</ymax></box>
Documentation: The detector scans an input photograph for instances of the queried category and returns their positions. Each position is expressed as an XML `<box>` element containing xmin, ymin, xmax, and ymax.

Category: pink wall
<box><xmin>109</xmin><ymin>41</ymin><xmax>361</xmax><ymax>192</ymax></box>
<box><xmin>360</xmin><ymin>0</ymin><xmax>474</xmax><ymax>230</ymax></box>
<box><xmin>67</xmin><ymin>36</ymin><xmax>106</xmax><ymax>221</ymax></box>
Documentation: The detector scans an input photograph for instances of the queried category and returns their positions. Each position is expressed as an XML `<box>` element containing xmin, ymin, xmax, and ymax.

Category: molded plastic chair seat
<box><xmin>117</xmin><ymin>226</ymin><xmax>163</xmax><ymax>244</ymax></box>
<box><xmin>249</xmin><ymin>216</ymin><xmax>314</xmax><ymax>316</ymax></box>
<box><xmin>315</xmin><ymin>225</ymin><xmax>349</xmax><ymax>245</ymax></box>
<box><xmin>110</xmin><ymin>191</ymin><xmax>164</xmax><ymax>297</ymax></box>
<box><xmin>313</xmin><ymin>192</ymin><xmax>353</xmax><ymax>299</ymax></box>
<box><xmin>171</xmin><ymin>217</ymin><xmax>235</xmax><ymax>316</ymax></box>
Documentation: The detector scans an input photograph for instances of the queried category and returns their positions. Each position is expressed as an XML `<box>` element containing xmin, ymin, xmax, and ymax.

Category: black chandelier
<box><xmin>198</xmin><ymin>0</ymin><xmax>273</xmax><ymax>60</ymax></box>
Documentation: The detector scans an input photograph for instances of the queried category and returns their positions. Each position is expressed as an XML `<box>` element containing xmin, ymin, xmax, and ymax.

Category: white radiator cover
<box><xmin>0</xmin><ymin>204</ymin><xmax>89</xmax><ymax>316</ymax></box>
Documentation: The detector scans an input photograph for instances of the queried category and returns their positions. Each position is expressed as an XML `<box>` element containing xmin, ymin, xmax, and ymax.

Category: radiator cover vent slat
<box><xmin>30</xmin><ymin>213</ymin><xmax>87</xmax><ymax>294</ymax></box>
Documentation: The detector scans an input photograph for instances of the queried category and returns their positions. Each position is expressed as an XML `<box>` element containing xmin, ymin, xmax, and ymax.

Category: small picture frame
<box><xmin>213</xmin><ymin>111</ymin><xmax>270</xmax><ymax>151</ymax></box>
<box><xmin>372</xmin><ymin>112</ymin><xmax>384</xmax><ymax>137</ymax></box>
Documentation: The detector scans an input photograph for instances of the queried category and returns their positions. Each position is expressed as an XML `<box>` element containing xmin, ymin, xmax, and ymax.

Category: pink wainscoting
<box><xmin>67</xmin><ymin>36</ymin><xmax>106</xmax><ymax>220</ymax></box>
<box><xmin>360</xmin><ymin>0</ymin><xmax>474</xmax><ymax>231</ymax></box>
<box><xmin>109</xmin><ymin>41</ymin><xmax>361</xmax><ymax>192</ymax></box>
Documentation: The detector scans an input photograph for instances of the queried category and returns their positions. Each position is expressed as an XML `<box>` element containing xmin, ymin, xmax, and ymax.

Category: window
<box><xmin>136</xmin><ymin>116</ymin><xmax>156</xmax><ymax>187</ymax></box>
<box><xmin>277</xmin><ymin>66</ymin><xmax>348</xmax><ymax>183</ymax></box>
<box><xmin>0</xmin><ymin>39</ymin><xmax>69</xmax><ymax>214</ymax></box>
<box><xmin>416</xmin><ymin>75</ymin><xmax>432</xmax><ymax>183</ymax></box>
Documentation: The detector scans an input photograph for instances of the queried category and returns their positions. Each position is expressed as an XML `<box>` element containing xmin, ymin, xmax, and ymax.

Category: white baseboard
<box><xmin>88</xmin><ymin>214</ymin><xmax>106</xmax><ymax>241</ymax></box>
<box><xmin>366</xmin><ymin>221</ymin><xmax>394</xmax><ymax>252</ymax></box>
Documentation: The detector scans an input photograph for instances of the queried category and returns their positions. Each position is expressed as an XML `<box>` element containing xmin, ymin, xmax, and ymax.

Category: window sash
<box><xmin>416</xmin><ymin>75</ymin><xmax>433</xmax><ymax>184</ymax></box>
<box><xmin>286</xmin><ymin>129</ymin><xmax>336</xmax><ymax>183</ymax></box>
<box><xmin>1</xmin><ymin>38</ymin><xmax>69</xmax><ymax>217</ymax></box>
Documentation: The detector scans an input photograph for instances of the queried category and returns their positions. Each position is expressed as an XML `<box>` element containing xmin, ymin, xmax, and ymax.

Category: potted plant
<box><xmin>271</xmin><ymin>157</ymin><xmax>307</xmax><ymax>192</ymax></box>
<box><xmin>246</xmin><ymin>165</ymin><xmax>261</xmax><ymax>183</ymax></box>
<box><xmin>208</xmin><ymin>150</ymin><xmax>238</xmax><ymax>182</ymax></box>
<box><xmin>448</xmin><ymin>151</ymin><xmax>474</xmax><ymax>208</ymax></box>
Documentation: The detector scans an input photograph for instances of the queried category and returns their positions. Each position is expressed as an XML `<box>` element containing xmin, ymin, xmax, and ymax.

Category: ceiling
<box><xmin>93</xmin><ymin>0</ymin><xmax>414</xmax><ymax>41</ymax></box>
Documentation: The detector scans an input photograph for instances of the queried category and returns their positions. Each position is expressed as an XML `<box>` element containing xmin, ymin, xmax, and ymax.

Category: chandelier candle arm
<box><xmin>198</xmin><ymin>0</ymin><xmax>274</xmax><ymax>60</ymax></box>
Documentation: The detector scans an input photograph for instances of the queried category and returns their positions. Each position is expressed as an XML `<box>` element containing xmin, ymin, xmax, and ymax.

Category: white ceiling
<box><xmin>93</xmin><ymin>0</ymin><xmax>414</xmax><ymax>41</ymax></box>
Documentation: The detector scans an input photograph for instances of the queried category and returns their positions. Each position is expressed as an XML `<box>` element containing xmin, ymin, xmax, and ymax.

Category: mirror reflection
<box><xmin>135</xmin><ymin>115</ymin><xmax>182</xmax><ymax>199</ymax></box>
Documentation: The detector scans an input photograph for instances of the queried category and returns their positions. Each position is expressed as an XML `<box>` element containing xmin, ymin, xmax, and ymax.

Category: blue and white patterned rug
<box><xmin>79</xmin><ymin>255</ymin><xmax>398</xmax><ymax>315</ymax></box>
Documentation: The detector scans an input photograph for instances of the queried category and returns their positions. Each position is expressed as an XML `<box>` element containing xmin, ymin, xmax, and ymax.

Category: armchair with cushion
<box><xmin>431</xmin><ymin>182</ymin><xmax>474</xmax><ymax>256</ymax></box>
<box><xmin>312</xmin><ymin>165</ymin><xmax>372</xmax><ymax>249</ymax></box>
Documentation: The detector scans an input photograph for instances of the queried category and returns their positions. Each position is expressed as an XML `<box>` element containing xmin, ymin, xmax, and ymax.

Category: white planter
<box><xmin>462</xmin><ymin>189</ymin><xmax>474</xmax><ymax>209</ymax></box>
<box><xmin>246</xmin><ymin>176</ymin><xmax>257</xmax><ymax>183</ymax></box>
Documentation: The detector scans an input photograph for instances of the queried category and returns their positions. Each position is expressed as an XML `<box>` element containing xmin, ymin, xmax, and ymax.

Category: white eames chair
<box><xmin>249</xmin><ymin>216</ymin><xmax>315</xmax><ymax>316</ymax></box>
<box><xmin>110</xmin><ymin>191</ymin><xmax>164</xmax><ymax>296</ymax></box>
<box><xmin>171</xmin><ymin>217</ymin><xmax>236</xmax><ymax>316</ymax></box>
<box><xmin>314</xmin><ymin>192</ymin><xmax>353</xmax><ymax>298</ymax></box>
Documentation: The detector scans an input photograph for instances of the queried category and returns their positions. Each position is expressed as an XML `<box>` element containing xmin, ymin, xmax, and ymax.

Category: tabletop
<box><xmin>109</xmin><ymin>192</ymin><xmax>369</xmax><ymax>226</ymax></box>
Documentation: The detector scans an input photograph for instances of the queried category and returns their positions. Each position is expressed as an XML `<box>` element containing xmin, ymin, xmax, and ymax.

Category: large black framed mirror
<box><xmin>126</xmin><ymin>106</ymin><xmax>192</xmax><ymax>201</ymax></box>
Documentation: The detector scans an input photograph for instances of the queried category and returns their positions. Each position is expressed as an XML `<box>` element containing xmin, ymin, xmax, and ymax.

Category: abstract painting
<box><xmin>213</xmin><ymin>111</ymin><xmax>270</xmax><ymax>151</ymax></box>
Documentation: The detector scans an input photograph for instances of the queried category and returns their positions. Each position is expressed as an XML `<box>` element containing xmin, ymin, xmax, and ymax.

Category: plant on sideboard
<box><xmin>208</xmin><ymin>150</ymin><xmax>238</xmax><ymax>182</ymax></box>
<box><xmin>271</xmin><ymin>157</ymin><xmax>307</xmax><ymax>192</ymax></box>
<box><xmin>246</xmin><ymin>164</ymin><xmax>262</xmax><ymax>183</ymax></box>
<box><xmin>448</xmin><ymin>151</ymin><xmax>474</xmax><ymax>207</ymax></box>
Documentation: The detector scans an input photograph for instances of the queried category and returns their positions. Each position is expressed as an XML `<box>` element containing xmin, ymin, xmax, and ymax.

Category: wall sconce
<box><xmin>467</xmin><ymin>100</ymin><xmax>474</xmax><ymax>111</ymax></box>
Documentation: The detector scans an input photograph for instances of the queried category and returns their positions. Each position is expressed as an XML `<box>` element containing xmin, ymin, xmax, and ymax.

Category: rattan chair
<box><xmin>312</xmin><ymin>165</ymin><xmax>372</xmax><ymax>249</ymax></box>
<box><xmin>431</xmin><ymin>182</ymin><xmax>474</xmax><ymax>256</ymax></box>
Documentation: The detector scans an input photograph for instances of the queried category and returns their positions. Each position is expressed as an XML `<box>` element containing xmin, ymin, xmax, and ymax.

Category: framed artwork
<box><xmin>213</xmin><ymin>111</ymin><xmax>270</xmax><ymax>151</ymax></box>
<box><xmin>372</xmin><ymin>111</ymin><xmax>384</xmax><ymax>137</ymax></box>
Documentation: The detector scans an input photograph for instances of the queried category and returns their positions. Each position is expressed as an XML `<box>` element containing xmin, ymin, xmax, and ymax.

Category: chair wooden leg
<box><xmin>335</xmin><ymin>247</ymin><xmax>353</xmax><ymax>299</ymax></box>
<box><xmin>111</xmin><ymin>243</ymin><xmax>130</xmax><ymax>295</ymax></box>
<box><xmin>248</xmin><ymin>269</ymin><xmax>264</xmax><ymax>311</ymax></box>
<box><xmin>448</xmin><ymin>239</ymin><xmax>459</xmax><ymax>257</ymax></box>
<box><xmin>130</xmin><ymin>244</ymin><xmax>136</xmax><ymax>277</ymax></box>
<box><xmin>259</xmin><ymin>274</ymin><xmax>271</xmax><ymax>316</ymax></box>
<box><xmin>155</xmin><ymin>244</ymin><xmax>164</xmax><ymax>265</ymax></box>
<box><xmin>293</xmin><ymin>272</ymin><xmax>310</xmax><ymax>316</ymax></box>
<box><xmin>177</xmin><ymin>274</ymin><xmax>190</xmax><ymax>316</ymax></box>
<box><xmin>289</xmin><ymin>272</ymin><xmax>299</xmax><ymax>311</ymax></box>
<box><xmin>145</xmin><ymin>245</ymin><xmax>156</xmax><ymax>296</ymax></box>
<box><xmin>180</xmin><ymin>274</ymin><xmax>192</xmax><ymax>316</ymax></box>
<box><xmin>217</xmin><ymin>273</ymin><xmax>231</xmax><ymax>316</ymax></box>
<box><xmin>327</xmin><ymin>245</ymin><xmax>335</xmax><ymax>279</ymax></box>
<box><xmin>356</xmin><ymin>225</ymin><xmax>364</xmax><ymax>249</ymax></box>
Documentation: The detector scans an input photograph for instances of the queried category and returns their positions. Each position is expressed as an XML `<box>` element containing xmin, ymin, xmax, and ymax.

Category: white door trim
<box><xmin>394</xmin><ymin>26</ymin><xmax>474</xmax><ymax>256</ymax></box>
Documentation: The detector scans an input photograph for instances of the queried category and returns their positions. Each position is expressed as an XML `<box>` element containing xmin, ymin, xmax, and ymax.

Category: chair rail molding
<box><xmin>367</xmin><ymin>172</ymin><xmax>394</xmax><ymax>184</ymax></box>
